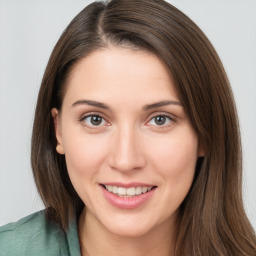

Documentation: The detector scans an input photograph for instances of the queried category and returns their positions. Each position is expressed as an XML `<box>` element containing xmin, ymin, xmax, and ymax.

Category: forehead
<box><xmin>62</xmin><ymin>47</ymin><xmax>178</xmax><ymax>106</ymax></box>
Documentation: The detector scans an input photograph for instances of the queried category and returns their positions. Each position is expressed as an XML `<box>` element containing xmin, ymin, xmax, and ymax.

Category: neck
<box><xmin>78</xmin><ymin>208</ymin><xmax>177</xmax><ymax>256</ymax></box>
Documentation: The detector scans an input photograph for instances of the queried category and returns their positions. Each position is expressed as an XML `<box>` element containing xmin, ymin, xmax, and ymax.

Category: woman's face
<box><xmin>52</xmin><ymin>47</ymin><xmax>202</xmax><ymax>237</ymax></box>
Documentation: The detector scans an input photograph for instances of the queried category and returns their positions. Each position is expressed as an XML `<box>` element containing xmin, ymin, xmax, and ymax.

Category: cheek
<box><xmin>62</xmin><ymin>129</ymin><xmax>108</xmax><ymax>178</ymax></box>
<box><xmin>148</xmin><ymin>130</ymin><xmax>198</xmax><ymax>184</ymax></box>
<box><xmin>147</xmin><ymin>131</ymin><xmax>199</xmax><ymax>214</ymax></box>
<box><xmin>61</xmin><ymin>129</ymin><xmax>111</xmax><ymax>205</ymax></box>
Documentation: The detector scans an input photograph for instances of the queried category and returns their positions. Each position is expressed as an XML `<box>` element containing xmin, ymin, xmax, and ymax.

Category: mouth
<box><xmin>100</xmin><ymin>184</ymin><xmax>157</xmax><ymax>197</ymax></box>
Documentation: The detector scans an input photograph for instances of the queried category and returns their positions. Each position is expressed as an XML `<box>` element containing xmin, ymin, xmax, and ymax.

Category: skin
<box><xmin>52</xmin><ymin>47</ymin><xmax>203</xmax><ymax>256</ymax></box>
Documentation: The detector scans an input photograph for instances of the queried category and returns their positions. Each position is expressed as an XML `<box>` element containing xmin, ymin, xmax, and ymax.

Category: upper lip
<box><xmin>100</xmin><ymin>182</ymin><xmax>157</xmax><ymax>188</ymax></box>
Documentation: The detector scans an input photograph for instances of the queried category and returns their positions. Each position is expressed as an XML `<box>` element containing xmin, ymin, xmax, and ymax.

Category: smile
<box><xmin>100</xmin><ymin>183</ymin><xmax>157</xmax><ymax>209</ymax></box>
<box><xmin>102</xmin><ymin>185</ymin><xmax>155</xmax><ymax>197</ymax></box>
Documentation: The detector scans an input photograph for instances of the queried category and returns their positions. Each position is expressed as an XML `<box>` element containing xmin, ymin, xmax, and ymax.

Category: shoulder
<box><xmin>0</xmin><ymin>210</ymin><xmax>69</xmax><ymax>256</ymax></box>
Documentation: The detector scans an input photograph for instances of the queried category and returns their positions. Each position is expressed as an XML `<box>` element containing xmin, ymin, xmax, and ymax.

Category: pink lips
<box><xmin>100</xmin><ymin>183</ymin><xmax>156</xmax><ymax>209</ymax></box>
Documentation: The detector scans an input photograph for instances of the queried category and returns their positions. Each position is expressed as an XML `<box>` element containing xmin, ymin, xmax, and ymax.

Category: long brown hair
<box><xmin>31</xmin><ymin>0</ymin><xmax>256</xmax><ymax>254</ymax></box>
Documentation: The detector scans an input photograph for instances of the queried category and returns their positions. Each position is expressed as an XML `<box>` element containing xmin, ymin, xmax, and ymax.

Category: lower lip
<box><xmin>100</xmin><ymin>186</ymin><xmax>156</xmax><ymax>209</ymax></box>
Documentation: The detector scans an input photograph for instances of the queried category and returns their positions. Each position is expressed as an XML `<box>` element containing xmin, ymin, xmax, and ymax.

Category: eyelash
<box><xmin>79</xmin><ymin>112</ymin><xmax>175</xmax><ymax>129</ymax></box>
<box><xmin>79</xmin><ymin>113</ymin><xmax>109</xmax><ymax>129</ymax></box>
<box><xmin>146</xmin><ymin>113</ymin><xmax>174</xmax><ymax>127</ymax></box>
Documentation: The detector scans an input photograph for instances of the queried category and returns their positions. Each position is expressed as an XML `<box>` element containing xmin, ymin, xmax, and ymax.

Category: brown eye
<box><xmin>82</xmin><ymin>115</ymin><xmax>107</xmax><ymax>127</ymax></box>
<box><xmin>90</xmin><ymin>115</ymin><xmax>103</xmax><ymax>125</ymax></box>
<box><xmin>155</xmin><ymin>116</ymin><xmax>167</xmax><ymax>125</ymax></box>
<box><xmin>148</xmin><ymin>115</ymin><xmax>172</xmax><ymax>126</ymax></box>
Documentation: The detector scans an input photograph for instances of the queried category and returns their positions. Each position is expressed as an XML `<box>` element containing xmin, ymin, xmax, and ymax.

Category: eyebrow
<box><xmin>71</xmin><ymin>99</ymin><xmax>182</xmax><ymax>111</ymax></box>
<box><xmin>72</xmin><ymin>100</ymin><xmax>110</xmax><ymax>110</ymax></box>
<box><xmin>142</xmin><ymin>100</ymin><xmax>182</xmax><ymax>111</ymax></box>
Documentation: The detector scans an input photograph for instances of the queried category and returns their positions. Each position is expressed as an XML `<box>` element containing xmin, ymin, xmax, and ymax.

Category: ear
<box><xmin>51</xmin><ymin>108</ymin><xmax>65</xmax><ymax>155</ymax></box>
<box><xmin>198</xmin><ymin>141</ymin><xmax>205</xmax><ymax>157</ymax></box>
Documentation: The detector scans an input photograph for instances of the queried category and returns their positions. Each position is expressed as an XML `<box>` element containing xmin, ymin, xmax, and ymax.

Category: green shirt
<box><xmin>0</xmin><ymin>210</ymin><xmax>81</xmax><ymax>256</ymax></box>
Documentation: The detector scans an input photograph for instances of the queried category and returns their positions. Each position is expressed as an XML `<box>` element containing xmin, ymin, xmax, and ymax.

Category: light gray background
<box><xmin>0</xmin><ymin>0</ymin><xmax>255</xmax><ymax>229</ymax></box>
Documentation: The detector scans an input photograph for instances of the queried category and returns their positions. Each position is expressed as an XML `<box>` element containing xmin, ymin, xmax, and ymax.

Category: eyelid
<box><xmin>145</xmin><ymin>112</ymin><xmax>176</xmax><ymax>126</ymax></box>
<box><xmin>78</xmin><ymin>111</ymin><xmax>176</xmax><ymax>130</ymax></box>
<box><xmin>79</xmin><ymin>112</ymin><xmax>110</xmax><ymax>128</ymax></box>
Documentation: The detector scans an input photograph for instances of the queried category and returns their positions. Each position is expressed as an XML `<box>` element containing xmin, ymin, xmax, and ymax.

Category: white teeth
<box><xmin>104</xmin><ymin>185</ymin><xmax>154</xmax><ymax>197</ymax></box>
<box><xmin>127</xmin><ymin>187</ymin><xmax>136</xmax><ymax>196</ymax></box>
<box><xmin>142</xmin><ymin>187</ymin><xmax>147</xmax><ymax>193</ymax></box>
<box><xmin>135</xmin><ymin>187</ymin><xmax>142</xmax><ymax>195</ymax></box>
<box><xmin>118</xmin><ymin>187</ymin><xmax>126</xmax><ymax>196</ymax></box>
<box><xmin>113</xmin><ymin>186</ymin><xmax>118</xmax><ymax>194</ymax></box>
<box><xmin>105</xmin><ymin>185</ymin><xmax>113</xmax><ymax>192</ymax></box>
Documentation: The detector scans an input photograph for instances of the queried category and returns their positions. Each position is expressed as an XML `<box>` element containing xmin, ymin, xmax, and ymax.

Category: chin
<box><xmin>101</xmin><ymin>215</ymin><xmax>156</xmax><ymax>238</ymax></box>
<box><xmin>109</xmin><ymin>225</ymin><xmax>152</xmax><ymax>238</ymax></box>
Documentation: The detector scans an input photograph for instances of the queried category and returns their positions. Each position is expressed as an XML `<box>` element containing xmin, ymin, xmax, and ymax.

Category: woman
<box><xmin>0</xmin><ymin>0</ymin><xmax>255</xmax><ymax>255</ymax></box>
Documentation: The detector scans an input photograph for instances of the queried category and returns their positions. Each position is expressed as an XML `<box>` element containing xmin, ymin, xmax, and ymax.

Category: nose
<box><xmin>108</xmin><ymin>124</ymin><xmax>146</xmax><ymax>172</ymax></box>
